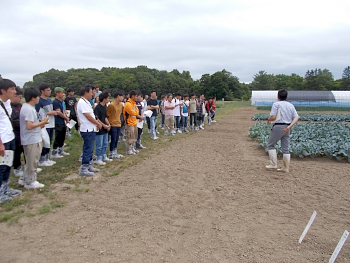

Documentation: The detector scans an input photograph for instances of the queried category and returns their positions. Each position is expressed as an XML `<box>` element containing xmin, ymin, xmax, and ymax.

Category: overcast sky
<box><xmin>1</xmin><ymin>0</ymin><xmax>350</xmax><ymax>87</ymax></box>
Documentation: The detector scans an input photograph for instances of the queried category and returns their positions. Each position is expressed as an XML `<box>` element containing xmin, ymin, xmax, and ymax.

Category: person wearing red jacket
<box><xmin>205</xmin><ymin>97</ymin><xmax>216</xmax><ymax>124</ymax></box>
<box><xmin>211</xmin><ymin>97</ymin><xmax>216</xmax><ymax>122</ymax></box>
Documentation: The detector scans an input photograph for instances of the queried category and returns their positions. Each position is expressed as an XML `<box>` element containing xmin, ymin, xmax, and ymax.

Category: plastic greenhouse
<box><xmin>251</xmin><ymin>91</ymin><xmax>350</xmax><ymax>107</ymax></box>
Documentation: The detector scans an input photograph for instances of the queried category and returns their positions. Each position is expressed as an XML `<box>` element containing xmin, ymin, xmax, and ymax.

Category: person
<box><xmin>136</xmin><ymin>93</ymin><xmax>146</xmax><ymax>149</ymax></box>
<box><xmin>106</xmin><ymin>90</ymin><xmax>124</xmax><ymax>159</ymax></box>
<box><xmin>211</xmin><ymin>97</ymin><xmax>216</xmax><ymax>122</ymax></box>
<box><xmin>64</xmin><ymin>88</ymin><xmax>79</xmax><ymax>135</ymax></box>
<box><xmin>188</xmin><ymin>93</ymin><xmax>198</xmax><ymax>131</ymax></box>
<box><xmin>10</xmin><ymin>87</ymin><xmax>25</xmax><ymax>177</ymax></box>
<box><xmin>119</xmin><ymin>96</ymin><xmax>126</xmax><ymax>142</ymax></box>
<box><xmin>181</xmin><ymin>94</ymin><xmax>189</xmax><ymax>132</ymax></box>
<box><xmin>147</xmin><ymin>90</ymin><xmax>159</xmax><ymax>139</ymax></box>
<box><xmin>94</xmin><ymin>96</ymin><xmax>99</xmax><ymax>108</ymax></box>
<box><xmin>0</xmin><ymin>79</ymin><xmax>22</xmax><ymax>202</ymax></box>
<box><xmin>159</xmin><ymin>94</ymin><xmax>166</xmax><ymax>129</ymax></box>
<box><xmin>51</xmin><ymin>87</ymin><xmax>70</xmax><ymax>158</ymax></box>
<box><xmin>266</xmin><ymin>88</ymin><xmax>299</xmax><ymax>173</ymax></box>
<box><xmin>19</xmin><ymin>87</ymin><xmax>49</xmax><ymax>189</ymax></box>
<box><xmin>143</xmin><ymin>94</ymin><xmax>151</xmax><ymax>133</ymax></box>
<box><xmin>94</xmin><ymin>92</ymin><xmax>112</xmax><ymax>165</ymax></box>
<box><xmin>36</xmin><ymin>83</ymin><xmax>57</xmax><ymax>166</ymax></box>
<box><xmin>205</xmin><ymin>97</ymin><xmax>215</xmax><ymax>125</ymax></box>
<box><xmin>94</xmin><ymin>86</ymin><xmax>102</xmax><ymax>98</ymax></box>
<box><xmin>77</xmin><ymin>84</ymin><xmax>102</xmax><ymax>176</ymax></box>
<box><xmin>197</xmin><ymin>94</ymin><xmax>205</xmax><ymax>130</ymax></box>
<box><xmin>123</xmin><ymin>90</ymin><xmax>143</xmax><ymax>155</ymax></box>
<box><xmin>163</xmin><ymin>93</ymin><xmax>175</xmax><ymax>136</ymax></box>
<box><xmin>88</xmin><ymin>86</ymin><xmax>96</xmax><ymax>108</ymax></box>
<box><xmin>173</xmin><ymin>92</ymin><xmax>183</xmax><ymax>134</ymax></box>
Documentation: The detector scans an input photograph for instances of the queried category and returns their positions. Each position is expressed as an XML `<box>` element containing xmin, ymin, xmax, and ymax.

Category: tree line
<box><xmin>251</xmin><ymin>67</ymin><xmax>350</xmax><ymax>91</ymax></box>
<box><xmin>20</xmin><ymin>65</ymin><xmax>350</xmax><ymax>100</ymax></box>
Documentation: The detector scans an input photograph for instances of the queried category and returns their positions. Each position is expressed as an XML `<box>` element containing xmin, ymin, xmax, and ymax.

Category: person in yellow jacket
<box><xmin>123</xmin><ymin>90</ymin><xmax>143</xmax><ymax>155</ymax></box>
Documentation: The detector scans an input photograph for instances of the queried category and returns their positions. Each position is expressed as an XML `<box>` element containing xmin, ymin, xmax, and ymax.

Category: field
<box><xmin>1</xmin><ymin>103</ymin><xmax>350</xmax><ymax>262</ymax></box>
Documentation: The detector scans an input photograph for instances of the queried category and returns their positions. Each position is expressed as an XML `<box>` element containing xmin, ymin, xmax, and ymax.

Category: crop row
<box><xmin>252</xmin><ymin>113</ymin><xmax>350</xmax><ymax>122</ymax></box>
<box><xmin>248</xmin><ymin>122</ymin><xmax>350</xmax><ymax>162</ymax></box>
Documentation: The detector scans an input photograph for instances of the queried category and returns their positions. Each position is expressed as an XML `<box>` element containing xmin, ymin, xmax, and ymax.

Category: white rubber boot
<box><xmin>266</xmin><ymin>149</ymin><xmax>278</xmax><ymax>170</ymax></box>
<box><xmin>277</xmin><ymin>154</ymin><xmax>290</xmax><ymax>173</ymax></box>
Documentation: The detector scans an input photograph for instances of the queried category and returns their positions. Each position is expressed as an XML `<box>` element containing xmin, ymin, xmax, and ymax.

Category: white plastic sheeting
<box><xmin>251</xmin><ymin>91</ymin><xmax>350</xmax><ymax>107</ymax></box>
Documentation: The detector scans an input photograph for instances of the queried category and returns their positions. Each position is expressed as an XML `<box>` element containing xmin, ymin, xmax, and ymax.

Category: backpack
<box><xmin>182</xmin><ymin>101</ymin><xmax>188</xmax><ymax>113</ymax></box>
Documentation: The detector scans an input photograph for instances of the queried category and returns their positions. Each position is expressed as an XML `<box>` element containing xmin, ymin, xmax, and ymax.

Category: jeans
<box><xmin>81</xmin><ymin>132</ymin><xmax>96</xmax><ymax>165</ymax></box>
<box><xmin>95</xmin><ymin>133</ymin><xmax>108</xmax><ymax>157</ymax></box>
<box><xmin>138</xmin><ymin>128</ymin><xmax>143</xmax><ymax>141</ymax></box>
<box><xmin>182</xmin><ymin>116</ymin><xmax>188</xmax><ymax>129</ymax></box>
<box><xmin>109</xmin><ymin>126</ymin><xmax>121</xmax><ymax>151</ymax></box>
<box><xmin>150</xmin><ymin>115</ymin><xmax>158</xmax><ymax>138</ymax></box>
<box><xmin>174</xmin><ymin>116</ymin><xmax>181</xmax><ymax>129</ymax></box>
<box><xmin>210</xmin><ymin>110</ymin><xmax>215</xmax><ymax>120</ymax></box>
<box><xmin>146</xmin><ymin>116</ymin><xmax>151</xmax><ymax>130</ymax></box>
<box><xmin>161</xmin><ymin>114</ymin><xmax>165</xmax><ymax>126</ymax></box>
<box><xmin>0</xmin><ymin>139</ymin><xmax>15</xmax><ymax>187</ymax></box>
<box><xmin>201</xmin><ymin>114</ymin><xmax>205</xmax><ymax>125</ymax></box>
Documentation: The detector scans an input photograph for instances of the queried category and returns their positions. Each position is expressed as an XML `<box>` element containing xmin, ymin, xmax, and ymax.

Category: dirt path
<box><xmin>1</xmin><ymin>107</ymin><xmax>350</xmax><ymax>263</ymax></box>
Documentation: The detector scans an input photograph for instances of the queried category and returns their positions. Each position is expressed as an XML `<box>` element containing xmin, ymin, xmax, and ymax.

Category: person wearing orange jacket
<box><xmin>123</xmin><ymin>90</ymin><xmax>143</xmax><ymax>155</ymax></box>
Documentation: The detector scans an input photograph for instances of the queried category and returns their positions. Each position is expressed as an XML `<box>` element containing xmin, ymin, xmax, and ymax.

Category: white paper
<box><xmin>0</xmin><ymin>150</ymin><xmax>14</xmax><ymax>166</ymax></box>
<box><xmin>137</xmin><ymin>119</ymin><xmax>144</xmax><ymax>129</ymax></box>
<box><xmin>143</xmin><ymin>110</ymin><xmax>153</xmax><ymax>118</ymax></box>
<box><xmin>271</xmin><ymin>108</ymin><xmax>281</xmax><ymax>124</ymax></box>
<box><xmin>66</xmin><ymin>119</ymin><xmax>77</xmax><ymax>129</ymax></box>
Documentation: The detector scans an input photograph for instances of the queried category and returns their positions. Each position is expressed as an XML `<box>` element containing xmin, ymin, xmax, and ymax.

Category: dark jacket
<box><xmin>11</xmin><ymin>102</ymin><xmax>22</xmax><ymax>140</ymax></box>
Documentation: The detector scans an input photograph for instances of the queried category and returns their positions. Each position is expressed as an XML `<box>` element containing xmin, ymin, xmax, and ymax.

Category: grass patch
<box><xmin>109</xmin><ymin>170</ymin><xmax>120</xmax><ymax>177</ymax></box>
<box><xmin>0</xmin><ymin>209</ymin><xmax>25</xmax><ymax>225</ymax></box>
<box><xmin>38</xmin><ymin>201</ymin><xmax>66</xmax><ymax>215</ymax></box>
<box><xmin>37</xmin><ymin>204</ymin><xmax>51</xmax><ymax>215</ymax></box>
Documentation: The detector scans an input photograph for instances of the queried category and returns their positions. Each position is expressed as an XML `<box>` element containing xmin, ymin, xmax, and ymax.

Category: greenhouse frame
<box><xmin>251</xmin><ymin>91</ymin><xmax>350</xmax><ymax>107</ymax></box>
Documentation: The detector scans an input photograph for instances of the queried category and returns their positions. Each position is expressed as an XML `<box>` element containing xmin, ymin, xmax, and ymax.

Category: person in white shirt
<box><xmin>0</xmin><ymin>79</ymin><xmax>22</xmax><ymax>202</ymax></box>
<box><xmin>173</xmin><ymin>92</ymin><xmax>183</xmax><ymax>133</ymax></box>
<box><xmin>77</xmin><ymin>85</ymin><xmax>102</xmax><ymax>177</ymax></box>
<box><xmin>266</xmin><ymin>89</ymin><xmax>299</xmax><ymax>173</ymax></box>
<box><xmin>19</xmin><ymin>87</ymin><xmax>49</xmax><ymax>189</ymax></box>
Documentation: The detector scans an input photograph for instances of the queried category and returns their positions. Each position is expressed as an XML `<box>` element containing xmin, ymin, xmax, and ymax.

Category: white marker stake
<box><xmin>299</xmin><ymin>211</ymin><xmax>317</xmax><ymax>244</ymax></box>
<box><xmin>329</xmin><ymin>230</ymin><xmax>349</xmax><ymax>263</ymax></box>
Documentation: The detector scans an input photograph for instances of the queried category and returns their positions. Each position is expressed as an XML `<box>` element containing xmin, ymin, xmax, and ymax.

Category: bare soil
<box><xmin>1</xmin><ymin>107</ymin><xmax>350</xmax><ymax>263</ymax></box>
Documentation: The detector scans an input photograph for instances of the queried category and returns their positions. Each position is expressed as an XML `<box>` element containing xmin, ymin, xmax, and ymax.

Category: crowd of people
<box><xmin>0</xmin><ymin>79</ymin><xmax>217</xmax><ymax>202</ymax></box>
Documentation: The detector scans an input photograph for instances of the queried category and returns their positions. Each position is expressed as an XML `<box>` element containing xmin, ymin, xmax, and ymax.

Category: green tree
<box><xmin>251</xmin><ymin>70</ymin><xmax>276</xmax><ymax>90</ymax></box>
<box><xmin>275</xmin><ymin>74</ymin><xmax>289</xmax><ymax>90</ymax></box>
<box><xmin>339</xmin><ymin>66</ymin><xmax>350</xmax><ymax>90</ymax></box>
<box><xmin>287</xmin><ymin>73</ymin><xmax>304</xmax><ymax>90</ymax></box>
<box><xmin>304</xmin><ymin>68</ymin><xmax>334</xmax><ymax>90</ymax></box>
